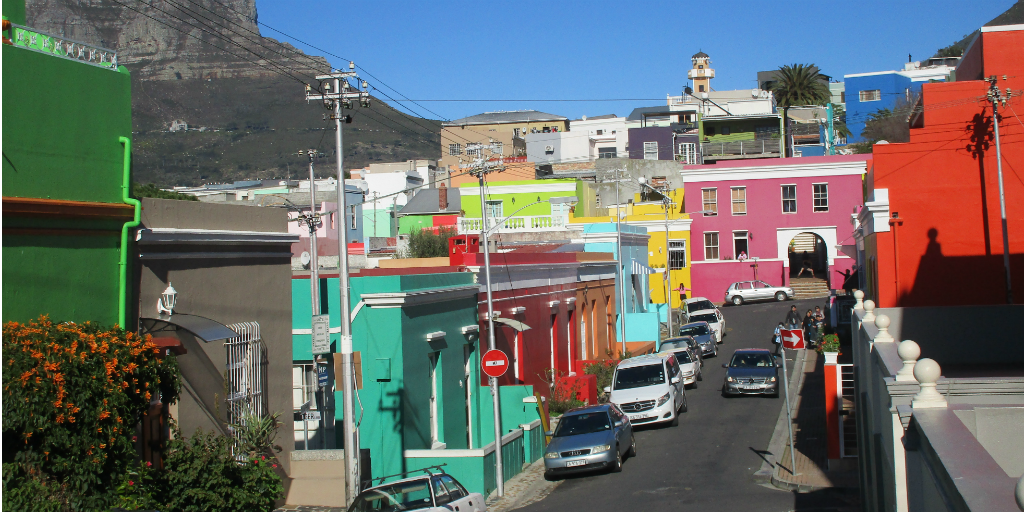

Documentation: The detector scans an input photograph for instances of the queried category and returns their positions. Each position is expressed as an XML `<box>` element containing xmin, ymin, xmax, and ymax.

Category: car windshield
<box><xmin>613</xmin><ymin>364</ymin><xmax>666</xmax><ymax>390</ymax></box>
<box><xmin>692</xmin><ymin>313</ymin><xmax>718</xmax><ymax>324</ymax></box>
<box><xmin>553</xmin><ymin>412</ymin><xmax>611</xmax><ymax>437</ymax></box>
<box><xmin>680</xmin><ymin>324</ymin><xmax>710</xmax><ymax>336</ymax></box>
<box><xmin>671</xmin><ymin>350</ymin><xmax>692</xmax><ymax>364</ymax></box>
<box><xmin>660</xmin><ymin>340</ymin><xmax>685</xmax><ymax>351</ymax></box>
<box><xmin>729</xmin><ymin>353</ymin><xmax>775</xmax><ymax>368</ymax></box>
<box><xmin>687</xmin><ymin>300</ymin><xmax>715</xmax><ymax>313</ymax></box>
<box><xmin>350</xmin><ymin>479</ymin><xmax>433</xmax><ymax>512</ymax></box>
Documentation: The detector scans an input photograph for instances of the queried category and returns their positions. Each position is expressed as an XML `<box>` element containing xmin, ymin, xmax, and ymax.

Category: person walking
<box><xmin>785</xmin><ymin>305</ymin><xmax>801</xmax><ymax>329</ymax></box>
<box><xmin>802</xmin><ymin>309</ymin><xmax>816</xmax><ymax>348</ymax></box>
<box><xmin>773</xmin><ymin>322</ymin><xmax>784</xmax><ymax>355</ymax></box>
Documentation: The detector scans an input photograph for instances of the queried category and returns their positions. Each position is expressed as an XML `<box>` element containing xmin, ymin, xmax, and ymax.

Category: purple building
<box><xmin>683</xmin><ymin>155</ymin><xmax>870</xmax><ymax>301</ymax></box>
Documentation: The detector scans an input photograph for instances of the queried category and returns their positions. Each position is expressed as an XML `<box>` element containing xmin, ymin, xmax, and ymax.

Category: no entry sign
<box><xmin>481</xmin><ymin>349</ymin><xmax>510</xmax><ymax>378</ymax></box>
<box><xmin>781</xmin><ymin>329</ymin><xmax>805</xmax><ymax>350</ymax></box>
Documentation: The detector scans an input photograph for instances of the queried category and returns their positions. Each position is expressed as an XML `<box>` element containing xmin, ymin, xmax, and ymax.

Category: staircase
<box><xmin>789</xmin><ymin>278</ymin><xmax>830</xmax><ymax>299</ymax></box>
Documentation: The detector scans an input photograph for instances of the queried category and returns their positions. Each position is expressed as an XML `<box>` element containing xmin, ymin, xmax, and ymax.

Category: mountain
<box><xmin>25</xmin><ymin>0</ymin><xmax>441</xmax><ymax>186</ymax></box>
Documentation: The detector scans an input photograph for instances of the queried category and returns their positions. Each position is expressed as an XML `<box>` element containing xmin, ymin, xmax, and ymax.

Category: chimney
<box><xmin>438</xmin><ymin>183</ymin><xmax>448</xmax><ymax>211</ymax></box>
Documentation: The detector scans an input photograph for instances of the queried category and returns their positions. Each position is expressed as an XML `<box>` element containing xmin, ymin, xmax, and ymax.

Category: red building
<box><xmin>856</xmin><ymin>24</ymin><xmax>1024</xmax><ymax>307</ymax></box>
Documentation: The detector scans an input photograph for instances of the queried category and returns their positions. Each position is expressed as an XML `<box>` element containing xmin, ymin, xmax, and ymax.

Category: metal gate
<box><xmin>838</xmin><ymin>363</ymin><xmax>857</xmax><ymax>457</ymax></box>
<box><xmin>224</xmin><ymin>322</ymin><xmax>268</xmax><ymax>445</ymax></box>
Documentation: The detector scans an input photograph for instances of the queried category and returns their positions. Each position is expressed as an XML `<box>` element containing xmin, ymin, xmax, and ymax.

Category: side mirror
<box><xmin>614</xmin><ymin>421</ymin><xmax>624</xmax><ymax>428</ymax></box>
<box><xmin>721</xmin><ymin>363</ymin><xmax>729</xmax><ymax>368</ymax></box>
<box><xmin>670</xmin><ymin>376</ymin><xmax>681</xmax><ymax>384</ymax></box>
<box><xmin>544</xmin><ymin>431</ymin><xmax>554</xmax><ymax>437</ymax></box>
<box><xmin>603</xmin><ymin>386</ymin><xmax>611</xmax><ymax>393</ymax></box>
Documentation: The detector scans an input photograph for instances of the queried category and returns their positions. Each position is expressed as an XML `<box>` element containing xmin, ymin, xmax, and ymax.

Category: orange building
<box><xmin>856</xmin><ymin>24</ymin><xmax>1024</xmax><ymax>307</ymax></box>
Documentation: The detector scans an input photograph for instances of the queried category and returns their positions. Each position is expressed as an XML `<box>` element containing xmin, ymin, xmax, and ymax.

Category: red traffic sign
<box><xmin>481</xmin><ymin>349</ymin><xmax>510</xmax><ymax>378</ymax></box>
<box><xmin>781</xmin><ymin>329</ymin><xmax>805</xmax><ymax>350</ymax></box>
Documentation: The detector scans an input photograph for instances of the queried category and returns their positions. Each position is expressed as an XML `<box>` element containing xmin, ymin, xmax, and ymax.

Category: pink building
<box><xmin>683</xmin><ymin>155</ymin><xmax>870</xmax><ymax>302</ymax></box>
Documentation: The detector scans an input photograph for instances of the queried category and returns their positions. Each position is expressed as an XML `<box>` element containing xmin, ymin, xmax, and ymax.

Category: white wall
<box><xmin>525</xmin><ymin>116</ymin><xmax>628</xmax><ymax>164</ymax></box>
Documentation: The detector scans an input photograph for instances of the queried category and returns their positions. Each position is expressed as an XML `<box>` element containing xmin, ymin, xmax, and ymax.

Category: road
<box><xmin>519</xmin><ymin>298</ymin><xmax>855</xmax><ymax>512</ymax></box>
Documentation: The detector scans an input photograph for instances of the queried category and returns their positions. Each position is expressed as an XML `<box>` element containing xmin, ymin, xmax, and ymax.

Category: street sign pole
<box><xmin>779</xmin><ymin>345</ymin><xmax>800</xmax><ymax>477</ymax></box>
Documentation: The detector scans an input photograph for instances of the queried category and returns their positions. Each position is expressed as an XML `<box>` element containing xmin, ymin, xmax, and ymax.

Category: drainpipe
<box><xmin>888</xmin><ymin>214</ymin><xmax>903</xmax><ymax>306</ymax></box>
<box><xmin>118</xmin><ymin>136</ymin><xmax>141</xmax><ymax>329</ymax></box>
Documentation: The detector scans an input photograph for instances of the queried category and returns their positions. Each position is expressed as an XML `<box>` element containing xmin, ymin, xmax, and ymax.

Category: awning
<box><xmin>492</xmin><ymin>317</ymin><xmax>532</xmax><ymax>332</ymax></box>
<box><xmin>631</xmin><ymin>261</ymin><xmax>656</xmax><ymax>275</ymax></box>
<box><xmin>140</xmin><ymin>314</ymin><xmax>239</xmax><ymax>343</ymax></box>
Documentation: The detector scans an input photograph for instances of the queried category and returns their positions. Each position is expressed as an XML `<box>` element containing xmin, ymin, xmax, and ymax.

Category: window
<box><xmin>813</xmin><ymin>183</ymin><xmax>828</xmax><ymax>212</ymax></box>
<box><xmin>349</xmin><ymin>205</ymin><xmax>357</xmax><ymax>229</ymax></box>
<box><xmin>448</xmin><ymin>143</ymin><xmax>462</xmax><ymax>156</ymax></box>
<box><xmin>705</xmin><ymin>126</ymin><xmax>715</xmax><ymax>136</ymax></box>
<box><xmin>734</xmin><ymin>231</ymin><xmax>748</xmax><ymax>259</ymax></box>
<box><xmin>466</xmin><ymin>146</ymin><xmax>480</xmax><ymax>157</ymax></box>
<box><xmin>721</xmin><ymin>126</ymin><xmax>731</xmax><ymax>135</ymax></box>
<box><xmin>596</xmin><ymin>129</ymin><xmax>604</xmax><ymax>135</ymax></box>
<box><xmin>677</xmin><ymin>142</ymin><xmax>697</xmax><ymax>164</ymax></box>
<box><xmin>598</xmin><ymin>146</ymin><xmax>617</xmax><ymax>158</ymax></box>
<box><xmin>704</xmin><ymin>232</ymin><xmax>719</xmax><ymax>260</ymax></box>
<box><xmin>485</xmin><ymin>200</ymin><xmax>503</xmax><ymax>220</ymax></box>
<box><xmin>736</xmin><ymin>282</ymin><xmax>752</xmax><ymax>290</ymax></box>
<box><xmin>698</xmin><ymin>65</ymin><xmax>704</xmax><ymax>69</ymax></box>
<box><xmin>669</xmin><ymin>240</ymin><xmax>686</xmax><ymax>269</ymax></box>
<box><xmin>731</xmin><ymin>187</ymin><xmax>746</xmax><ymax>215</ymax></box>
<box><xmin>698</xmin><ymin>84</ymin><xmax>705</xmax><ymax>92</ymax></box>
<box><xmin>643</xmin><ymin>141</ymin><xmax>659</xmax><ymax>160</ymax></box>
<box><xmin>859</xmin><ymin>89</ymin><xmax>881</xmax><ymax>102</ymax></box>
<box><xmin>781</xmin><ymin>185</ymin><xmax>797</xmax><ymax>213</ymax></box>
<box><xmin>492</xmin><ymin>142</ymin><xmax>503</xmax><ymax>155</ymax></box>
<box><xmin>513</xmin><ymin>128</ymin><xmax>521</xmax><ymax>138</ymax></box>
<box><xmin>702</xmin><ymin>188</ymin><xmax>718</xmax><ymax>216</ymax></box>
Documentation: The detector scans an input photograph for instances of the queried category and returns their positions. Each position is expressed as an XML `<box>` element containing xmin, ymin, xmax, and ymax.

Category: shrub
<box><xmin>399</xmin><ymin>226</ymin><xmax>458</xmax><ymax>258</ymax></box>
<box><xmin>547</xmin><ymin>378</ymin><xmax>584</xmax><ymax>416</ymax></box>
<box><xmin>584</xmin><ymin>361</ymin><xmax>618</xmax><ymax>403</ymax></box>
<box><xmin>2</xmin><ymin>316</ymin><xmax>180</xmax><ymax>510</ymax></box>
<box><xmin>817</xmin><ymin>333</ymin><xmax>841</xmax><ymax>354</ymax></box>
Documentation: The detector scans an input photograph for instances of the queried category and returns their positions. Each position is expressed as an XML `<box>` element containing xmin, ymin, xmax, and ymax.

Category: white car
<box><xmin>688</xmin><ymin>308</ymin><xmax>725</xmax><ymax>343</ymax></box>
<box><xmin>657</xmin><ymin>340</ymin><xmax>702</xmax><ymax>387</ymax></box>
<box><xmin>349</xmin><ymin>470</ymin><xmax>485</xmax><ymax>512</ymax></box>
<box><xmin>605</xmin><ymin>354</ymin><xmax>687</xmax><ymax>427</ymax></box>
<box><xmin>682</xmin><ymin>297</ymin><xmax>718</xmax><ymax>322</ymax></box>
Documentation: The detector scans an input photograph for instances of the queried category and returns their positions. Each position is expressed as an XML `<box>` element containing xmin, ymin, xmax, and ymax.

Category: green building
<box><xmin>458</xmin><ymin>178</ymin><xmax>597</xmax><ymax>232</ymax></box>
<box><xmin>396</xmin><ymin>186</ymin><xmax>462</xmax><ymax>235</ymax></box>
<box><xmin>292</xmin><ymin>271</ymin><xmax>544</xmax><ymax>497</ymax></box>
<box><xmin>2</xmin><ymin>0</ymin><xmax>138</xmax><ymax>327</ymax></box>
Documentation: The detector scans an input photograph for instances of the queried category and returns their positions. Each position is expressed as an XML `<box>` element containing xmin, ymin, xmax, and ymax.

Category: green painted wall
<box><xmin>3</xmin><ymin>0</ymin><xmax>25</xmax><ymax>23</ymax></box>
<box><xmin>703</xmin><ymin>118</ymin><xmax>777</xmax><ymax>143</ymax></box>
<box><xmin>364</xmin><ymin>207</ymin><xmax>396</xmax><ymax>238</ymax></box>
<box><xmin>1</xmin><ymin>37</ymin><xmax>133</xmax><ymax>326</ymax></box>
<box><xmin>459</xmin><ymin>179</ymin><xmax>579</xmax><ymax>219</ymax></box>
<box><xmin>398</xmin><ymin>215</ymin><xmax>434</xmax><ymax>235</ymax></box>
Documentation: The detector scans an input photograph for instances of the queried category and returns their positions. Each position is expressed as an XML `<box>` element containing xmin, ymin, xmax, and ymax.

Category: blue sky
<box><xmin>257</xmin><ymin>0</ymin><xmax>1010</xmax><ymax>122</ymax></box>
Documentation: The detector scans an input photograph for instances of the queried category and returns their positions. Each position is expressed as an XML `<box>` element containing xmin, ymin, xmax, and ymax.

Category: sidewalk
<box><xmin>757</xmin><ymin>349</ymin><xmax>859</xmax><ymax>492</ymax></box>
<box><xmin>485</xmin><ymin>459</ymin><xmax>561</xmax><ymax>512</ymax></box>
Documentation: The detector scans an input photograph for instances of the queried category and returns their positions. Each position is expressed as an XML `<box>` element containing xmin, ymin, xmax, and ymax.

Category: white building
<box><xmin>525</xmin><ymin>114</ymin><xmax>629</xmax><ymax>165</ymax></box>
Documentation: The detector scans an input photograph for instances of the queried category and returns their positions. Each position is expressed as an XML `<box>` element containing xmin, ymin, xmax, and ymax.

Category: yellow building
<box><xmin>571</xmin><ymin>188</ymin><xmax>693</xmax><ymax>311</ymax></box>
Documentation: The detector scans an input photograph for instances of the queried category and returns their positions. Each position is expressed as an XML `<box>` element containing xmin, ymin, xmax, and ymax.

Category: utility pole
<box><xmin>611</xmin><ymin>168</ymin><xmax>628</xmax><ymax>357</ymax></box>
<box><xmin>469</xmin><ymin>141</ymin><xmax>508</xmax><ymax>497</ymax></box>
<box><xmin>305</xmin><ymin>63</ymin><xmax>369</xmax><ymax>504</ymax></box>
<box><xmin>637</xmin><ymin>177</ymin><xmax>673</xmax><ymax>338</ymax></box>
<box><xmin>826</xmin><ymin>103</ymin><xmax>836</xmax><ymax>156</ymax></box>
<box><xmin>986</xmin><ymin>76</ymin><xmax>1014</xmax><ymax>304</ymax></box>
<box><xmin>305</xmin><ymin>150</ymin><xmax>321</xmax><ymax>316</ymax></box>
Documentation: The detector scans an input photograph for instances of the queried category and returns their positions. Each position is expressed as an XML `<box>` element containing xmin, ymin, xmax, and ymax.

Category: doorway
<box><xmin>428</xmin><ymin>352</ymin><xmax>439</xmax><ymax>447</ymax></box>
<box><xmin>788</xmin><ymin>232</ymin><xmax>828</xmax><ymax>279</ymax></box>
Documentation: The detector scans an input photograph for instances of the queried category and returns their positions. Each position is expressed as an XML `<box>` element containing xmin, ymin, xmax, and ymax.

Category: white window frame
<box><xmin>813</xmin><ymin>183</ymin><xmax>829</xmax><ymax>212</ymax></box>
<box><xmin>485</xmin><ymin>200</ymin><xmax>503</xmax><ymax>221</ymax></box>
<box><xmin>643</xmin><ymin>141</ymin><xmax>659</xmax><ymax>160</ymax></box>
<box><xmin>731</xmin><ymin>186</ymin><xmax>746</xmax><ymax>215</ymax></box>
<box><xmin>448</xmin><ymin>143</ymin><xmax>462</xmax><ymax>156</ymax></box>
<box><xmin>349</xmin><ymin>205</ymin><xmax>358</xmax><ymax>229</ymax></box>
<box><xmin>677</xmin><ymin>142</ymin><xmax>697</xmax><ymax>164</ymax></box>
<box><xmin>733</xmin><ymin>231</ymin><xmax>749</xmax><ymax>259</ymax></box>
<box><xmin>702</xmin><ymin>187</ymin><xmax>718</xmax><ymax>216</ymax></box>
<box><xmin>466</xmin><ymin>146</ymin><xmax>480</xmax><ymax>157</ymax></box>
<box><xmin>781</xmin><ymin>184</ymin><xmax>797</xmax><ymax>214</ymax></box>
<box><xmin>491</xmin><ymin>142</ymin><xmax>503</xmax><ymax>155</ymax></box>
<box><xmin>668</xmin><ymin>240</ymin><xmax>686</xmax><ymax>269</ymax></box>
<box><xmin>704</xmin><ymin>232</ymin><xmax>720</xmax><ymax>261</ymax></box>
<box><xmin>859</xmin><ymin>89</ymin><xmax>881</xmax><ymax>102</ymax></box>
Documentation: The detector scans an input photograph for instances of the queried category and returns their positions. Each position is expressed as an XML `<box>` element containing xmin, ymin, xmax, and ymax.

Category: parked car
<box><xmin>682</xmin><ymin>297</ymin><xmax>717</xmax><ymax>323</ymax></box>
<box><xmin>604</xmin><ymin>354</ymin><xmax>687</xmax><ymax>427</ymax></box>
<box><xmin>543</xmin><ymin>404</ymin><xmax>635</xmax><ymax>479</ymax></box>
<box><xmin>688</xmin><ymin>309</ymin><xmax>725</xmax><ymax>343</ymax></box>
<box><xmin>724</xmin><ymin>280</ymin><xmax>795</xmax><ymax>306</ymax></box>
<box><xmin>678</xmin><ymin>321</ymin><xmax>718</xmax><ymax>357</ymax></box>
<box><xmin>349</xmin><ymin>470</ymin><xmax>485</xmax><ymax>512</ymax></box>
<box><xmin>721</xmin><ymin>348</ymin><xmax>781</xmax><ymax>398</ymax></box>
<box><xmin>657</xmin><ymin>338</ymin><xmax>702</xmax><ymax>387</ymax></box>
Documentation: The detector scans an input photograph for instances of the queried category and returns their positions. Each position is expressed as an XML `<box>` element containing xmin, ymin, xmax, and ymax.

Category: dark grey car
<box><xmin>678</xmin><ymin>322</ymin><xmax>717</xmax><ymax>357</ymax></box>
<box><xmin>543</xmin><ymin>404</ymin><xmax>635</xmax><ymax>479</ymax></box>
<box><xmin>721</xmin><ymin>349</ymin><xmax>780</xmax><ymax>397</ymax></box>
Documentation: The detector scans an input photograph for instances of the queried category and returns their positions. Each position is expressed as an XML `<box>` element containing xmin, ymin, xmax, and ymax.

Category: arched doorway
<box><xmin>788</xmin><ymin>232</ymin><xmax>828</xmax><ymax>279</ymax></box>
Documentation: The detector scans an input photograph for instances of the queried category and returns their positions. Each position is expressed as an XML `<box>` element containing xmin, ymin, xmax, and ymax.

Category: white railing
<box><xmin>458</xmin><ymin>214</ymin><xmax>569</xmax><ymax>234</ymax></box>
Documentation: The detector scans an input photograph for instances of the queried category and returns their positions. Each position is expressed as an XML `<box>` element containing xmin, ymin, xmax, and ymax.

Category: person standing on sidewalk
<box><xmin>785</xmin><ymin>305</ymin><xmax>801</xmax><ymax>329</ymax></box>
<box><xmin>773</xmin><ymin>322</ymin><xmax>784</xmax><ymax>355</ymax></box>
<box><xmin>802</xmin><ymin>310</ymin><xmax>816</xmax><ymax>348</ymax></box>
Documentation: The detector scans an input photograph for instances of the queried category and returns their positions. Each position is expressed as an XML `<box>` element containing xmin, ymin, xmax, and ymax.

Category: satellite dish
<box><xmin>301</xmin><ymin>251</ymin><xmax>311</xmax><ymax>268</ymax></box>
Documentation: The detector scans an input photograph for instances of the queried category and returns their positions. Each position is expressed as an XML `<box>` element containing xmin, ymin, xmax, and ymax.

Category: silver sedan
<box><xmin>725</xmin><ymin>280</ymin><xmax>794</xmax><ymax>305</ymax></box>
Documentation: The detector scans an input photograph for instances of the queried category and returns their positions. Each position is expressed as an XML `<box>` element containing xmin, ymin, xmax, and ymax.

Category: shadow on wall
<box><xmin>900</xmin><ymin>227</ymin><xmax>1024</xmax><ymax>308</ymax></box>
<box><xmin>965</xmin><ymin>112</ymin><xmax>993</xmax><ymax>256</ymax></box>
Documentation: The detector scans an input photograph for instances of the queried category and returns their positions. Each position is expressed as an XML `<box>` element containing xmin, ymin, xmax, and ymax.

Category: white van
<box><xmin>604</xmin><ymin>354</ymin><xmax>687</xmax><ymax>427</ymax></box>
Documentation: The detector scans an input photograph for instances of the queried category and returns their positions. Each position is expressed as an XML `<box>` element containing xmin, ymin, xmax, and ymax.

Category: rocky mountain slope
<box><xmin>26</xmin><ymin>0</ymin><xmax>440</xmax><ymax>186</ymax></box>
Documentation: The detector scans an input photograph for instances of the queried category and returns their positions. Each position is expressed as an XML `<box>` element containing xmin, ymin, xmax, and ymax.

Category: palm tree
<box><xmin>768</xmin><ymin>64</ymin><xmax>831</xmax><ymax>157</ymax></box>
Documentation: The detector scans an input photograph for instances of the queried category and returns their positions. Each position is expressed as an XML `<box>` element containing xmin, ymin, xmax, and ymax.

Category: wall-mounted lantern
<box><xmin>157</xmin><ymin>282</ymin><xmax>178</xmax><ymax>318</ymax></box>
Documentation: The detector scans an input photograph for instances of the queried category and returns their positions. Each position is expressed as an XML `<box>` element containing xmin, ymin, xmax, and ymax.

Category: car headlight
<box><xmin>769</xmin><ymin>376</ymin><xmax>777</xmax><ymax>382</ymax></box>
<box><xmin>682</xmin><ymin>370</ymin><xmax>694</xmax><ymax>377</ymax></box>
<box><xmin>590</xmin><ymin>444</ymin><xmax>611</xmax><ymax>454</ymax></box>
<box><xmin>544</xmin><ymin>451</ymin><xmax>560</xmax><ymax>459</ymax></box>
<box><xmin>656</xmin><ymin>392</ymin><xmax>671</xmax><ymax>406</ymax></box>
<box><xmin>726</xmin><ymin>376</ymin><xmax>734</xmax><ymax>382</ymax></box>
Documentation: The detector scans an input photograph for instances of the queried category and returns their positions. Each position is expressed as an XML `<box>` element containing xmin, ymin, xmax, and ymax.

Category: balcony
<box><xmin>687</xmin><ymin>68</ymin><xmax>715</xmax><ymax>80</ymax></box>
<box><xmin>701</xmin><ymin>139</ymin><xmax>782</xmax><ymax>160</ymax></box>
<box><xmin>6</xmin><ymin>22</ymin><xmax>119</xmax><ymax>71</ymax></box>
<box><xmin>457</xmin><ymin>214</ymin><xmax>569</xmax><ymax>234</ymax></box>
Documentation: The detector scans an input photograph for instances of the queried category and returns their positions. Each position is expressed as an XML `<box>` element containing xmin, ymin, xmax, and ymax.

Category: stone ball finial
<box><xmin>1015</xmin><ymin>474</ymin><xmax>1024</xmax><ymax>511</ymax></box>
<box><xmin>912</xmin><ymin>357</ymin><xmax>947</xmax><ymax>409</ymax></box>
<box><xmin>863</xmin><ymin>299</ymin><xmax>876</xmax><ymax>322</ymax></box>
<box><xmin>873</xmin><ymin>314</ymin><xmax>893</xmax><ymax>343</ymax></box>
<box><xmin>853</xmin><ymin>290</ymin><xmax>865</xmax><ymax>310</ymax></box>
<box><xmin>896</xmin><ymin>340</ymin><xmax>921</xmax><ymax>382</ymax></box>
<box><xmin>914</xmin><ymin>358</ymin><xmax>940</xmax><ymax>384</ymax></box>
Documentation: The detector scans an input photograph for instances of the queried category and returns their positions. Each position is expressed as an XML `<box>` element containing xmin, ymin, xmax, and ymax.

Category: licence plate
<box><xmin>741</xmin><ymin>385</ymin><xmax>762</xmax><ymax>390</ymax></box>
<box><xmin>628</xmin><ymin>413</ymin><xmax>651</xmax><ymax>420</ymax></box>
<box><xmin>566</xmin><ymin>459</ymin><xmax>586</xmax><ymax>467</ymax></box>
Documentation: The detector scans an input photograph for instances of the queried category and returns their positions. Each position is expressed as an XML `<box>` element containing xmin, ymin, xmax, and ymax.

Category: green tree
<box><xmin>768</xmin><ymin>64</ymin><xmax>831</xmax><ymax>157</ymax></box>
<box><xmin>400</xmin><ymin>226</ymin><xmax>459</xmax><ymax>258</ymax></box>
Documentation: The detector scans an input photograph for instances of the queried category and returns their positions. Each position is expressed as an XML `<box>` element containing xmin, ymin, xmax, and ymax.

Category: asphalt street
<box><xmin>519</xmin><ymin>297</ymin><xmax>855</xmax><ymax>512</ymax></box>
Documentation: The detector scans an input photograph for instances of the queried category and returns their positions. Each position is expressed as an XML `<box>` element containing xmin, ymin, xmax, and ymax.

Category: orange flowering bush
<box><xmin>2</xmin><ymin>316</ymin><xmax>180</xmax><ymax>510</ymax></box>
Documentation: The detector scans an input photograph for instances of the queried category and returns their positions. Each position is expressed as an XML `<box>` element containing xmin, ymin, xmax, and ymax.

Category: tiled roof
<box><xmin>444</xmin><ymin>110</ymin><xmax>567</xmax><ymax>127</ymax></box>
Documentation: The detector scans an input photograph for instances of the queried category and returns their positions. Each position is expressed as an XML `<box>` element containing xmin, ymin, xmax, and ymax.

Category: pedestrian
<box><xmin>797</xmin><ymin>257</ymin><xmax>815</xmax><ymax>278</ymax></box>
<box><xmin>773</xmin><ymin>322</ymin><xmax>783</xmax><ymax>354</ymax></box>
<box><xmin>785</xmin><ymin>305</ymin><xmax>801</xmax><ymax>329</ymax></box>
<box><xmin>673</xmin><ymin>284</ymin><xmax>690</xmax><ymax>303</ymax></box>
<box><xmin>803</xmin><ymin>309</ymin><xmax>816</xmax><ymax>347</ymax></box>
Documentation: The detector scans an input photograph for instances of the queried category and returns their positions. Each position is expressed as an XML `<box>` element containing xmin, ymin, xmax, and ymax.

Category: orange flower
<box><xmin>98</xmin><ymin>411</ymin><xmax>110</xmax><ymax>420</ymax></box>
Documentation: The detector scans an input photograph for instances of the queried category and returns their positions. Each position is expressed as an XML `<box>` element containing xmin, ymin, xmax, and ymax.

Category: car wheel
<box><xmin>775</xmin><ymin>292</ymin><xmax>788</xmax><ymax>301</ymax></box>
<box><xmin>771</xmin><ymin>390</ymin><xmax>780</xmax><ymax>398</ymax></box>
<box><xmin>679</xmin><ymin>394</ymin><xmax>688</xmax><ymax>414</ymax></box>
<box><xmin>697</xmin><ymin>369</ymin><xmax>703</xmax><ymax>381</ymax></box>
<box><xmin>669</xmin><ymin>411</ymin><xmax>680</xmax><ymax>427</ymax></box>
<box><xmin>627</xmin><ymin>435</ymin><xmax>637</xmax><ymax>458</ymax></box>
<box><xmin>544</xmin><ymin>470</ymin><xmax>558</xmax><ymax>481</ymax></box>
<box><xmin>611</xmin><ymin>448</ymin><xmax>623</xmax><ymax>472</ymax></box>
<box><xmin>731</xmin><ymin>295</ymin><xmax>743</xmax><ymax>306</ymax></box>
